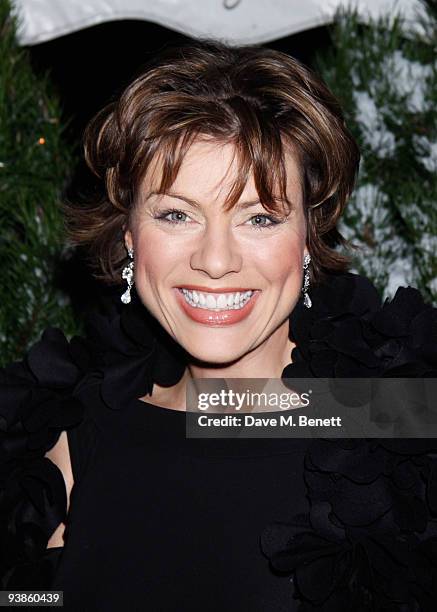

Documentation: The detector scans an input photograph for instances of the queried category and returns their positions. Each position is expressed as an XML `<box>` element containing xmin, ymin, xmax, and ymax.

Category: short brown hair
<box><xmin>64</xmin><ymin>39</ymin><xmax>360</xmax><ymax>286</ymax></box>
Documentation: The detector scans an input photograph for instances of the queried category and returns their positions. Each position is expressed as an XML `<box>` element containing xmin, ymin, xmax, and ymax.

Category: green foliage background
<box><xmin>316</xmin><ymin>1</ymin><xmax>437</xmax><ymax>305</ymax></box>
<box><xmin>0</xmin><ymin>0</ymin><xmax>436</xmax><ymax>366</ymax></box>
<box><xmin>0</xmin><ymin>0</ymin><xmax>78</xmax><ymax>366</ymax></box>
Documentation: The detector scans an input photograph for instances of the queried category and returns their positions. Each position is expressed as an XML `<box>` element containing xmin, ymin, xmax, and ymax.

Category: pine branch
<box><xmin>316</xmin><ymin>6</ymin><xmax>437</xmax><ymax>304</ymax></box>
<box><xmin>0</xmin><ymin>0</ymin><xmax>80</xmax><ymax>365</ymax></box>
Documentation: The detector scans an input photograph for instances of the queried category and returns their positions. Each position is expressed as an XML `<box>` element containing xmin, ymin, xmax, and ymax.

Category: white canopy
<box><xmin>13</xmin><ymin>0</ymin><xmax>422</xmax><ymax>46</ymax></box>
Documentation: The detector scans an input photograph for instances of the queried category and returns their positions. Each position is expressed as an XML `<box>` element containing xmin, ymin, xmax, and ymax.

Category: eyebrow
<box><xmin>146</xmin><ymin>190</ymin><xmax>263</xmax><ymax>210</ymax></box>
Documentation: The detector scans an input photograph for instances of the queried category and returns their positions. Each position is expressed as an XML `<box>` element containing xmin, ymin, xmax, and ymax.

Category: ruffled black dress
<box><xmin>1</xmin><ymin>271</ymin><xmax>437</xmax><ymax>611</ymax></box>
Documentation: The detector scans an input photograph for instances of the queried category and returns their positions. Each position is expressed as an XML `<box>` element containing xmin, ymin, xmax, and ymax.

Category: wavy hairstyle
<box><xmin>64</xmin><ymin>39</ymin><xmax>360</xmax><ymax>286</ymax></box>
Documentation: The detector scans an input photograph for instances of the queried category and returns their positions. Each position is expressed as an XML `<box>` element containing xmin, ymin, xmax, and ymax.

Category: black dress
<box><xmin>1</xmin><ymin>271</ymin><xmax>437</xmax><ymax>611</ymax></box>
<box><xmin>54</xmin><ymin>386</ymin><xmax>311</xmax><ymax>611</ymax></box>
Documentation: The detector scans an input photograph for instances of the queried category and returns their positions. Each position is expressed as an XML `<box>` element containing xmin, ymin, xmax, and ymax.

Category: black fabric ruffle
<box><xmin>82</xmin><ymin>287</ymin><xmax>188</xmax><ymax>410</ymax></box>
<box><xmin>260</xmin><ymin>437</ymin><xmax>437</xmax><ymax>611</ymax></box>
<box><xmin>283</xmin><ymin>272</ymin><xmax>437</xmax><ymax>378</ymax></box>
<box><xmin>0</xmin><ymin>329</ymin><xmax>88</xmax><ymax>587</ymax></box>
<box><xmin>264</xmin><ymin>272</ymin><xmax>437</xmax><ymax>611</ymax></box>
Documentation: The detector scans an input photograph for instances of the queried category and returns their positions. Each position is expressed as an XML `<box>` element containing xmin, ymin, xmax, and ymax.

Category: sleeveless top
<box><xmin>1</xmin><ymin>271</ymin><xmax>437</xmax><ymax>611</ymax></box>
<box><xmin>53</xmin><ymin>381</ymin><xmax>312</xmax><ymax>611</ymax></box>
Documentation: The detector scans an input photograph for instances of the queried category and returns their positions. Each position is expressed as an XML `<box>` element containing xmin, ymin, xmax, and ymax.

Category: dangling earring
<box><xmin>302</xmin><ymin>253</ymin><xmax>312</xmax><ymax>309</ymax></box>
<box><xmin>121</xmin><ymin>247</ymin><xmax>134</xmax><ymax>304</ymax></box>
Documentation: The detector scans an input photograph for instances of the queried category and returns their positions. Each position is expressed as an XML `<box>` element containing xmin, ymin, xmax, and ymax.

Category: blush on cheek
<box><xmin>137</xmin><ymin>228</ymin><xmax>183</xmax><ymax>260</ymax></box>
<box><xmin>256</xmin><ymin>242</ymin><xmax>302</xmax><ymax>283</ymax></box>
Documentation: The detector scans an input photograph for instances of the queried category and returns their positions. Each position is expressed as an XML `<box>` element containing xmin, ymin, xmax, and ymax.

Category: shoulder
<box><xmin>44</xmin><ymin>430</ymin><xmax>74</xmax><ymax>549</ymax></box>
<box><xmin>0</xmin><ymin>326</ymin><xmax>91</xmax><ymax>588</ymax></box>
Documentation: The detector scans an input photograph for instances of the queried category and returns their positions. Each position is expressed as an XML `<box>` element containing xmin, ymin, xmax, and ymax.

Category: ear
<box><xmin>124</xmin><ymin>227</ymin><xmax>133</xmax><ymax>252</ymax></box>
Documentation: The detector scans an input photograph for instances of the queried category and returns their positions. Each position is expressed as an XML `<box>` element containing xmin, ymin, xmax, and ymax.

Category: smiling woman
<box><xmin>1</xmin><ymin>39</ymin><xmax>437</xmax><ymax>611</ymax></box>
<box><xmin>123</xmin><ymin>139</ymin><xmax>306</xmax><ymax>375</ymax></box>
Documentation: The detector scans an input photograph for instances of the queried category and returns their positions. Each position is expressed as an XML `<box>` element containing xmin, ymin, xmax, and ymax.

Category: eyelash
<box><xmin>153</xmin><ymin>208</ymin><xmax>282</xmax><ymax>230</ymax></box>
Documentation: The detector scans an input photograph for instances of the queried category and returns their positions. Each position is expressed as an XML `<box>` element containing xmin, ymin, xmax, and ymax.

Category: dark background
<box><xmin>28</xmin><ymin>20</ymin><xmax>331</xmax><ymax>144</ymax></box>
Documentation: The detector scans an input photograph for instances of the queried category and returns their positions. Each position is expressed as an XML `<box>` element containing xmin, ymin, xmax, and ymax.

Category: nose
<box><xmin>190</xmin><ymin>222</ymin><xmax>243</xmax><ymax>279</ymax></box>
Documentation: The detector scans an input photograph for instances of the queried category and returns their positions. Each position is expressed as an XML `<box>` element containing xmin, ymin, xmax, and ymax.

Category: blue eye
<box><xmin>154</xmin><ymin>209</ymin><xmax>189</xmax><ymax>224</ymax></box>
<box><xmin>249</xmin><ymin>214</ymin><xmax>280</xmax><ymax>229</ymax></box>
<box><xmin>168</xmin><ymin>210</ymin><xmax>187</xmax><ymax>223</ymax></box>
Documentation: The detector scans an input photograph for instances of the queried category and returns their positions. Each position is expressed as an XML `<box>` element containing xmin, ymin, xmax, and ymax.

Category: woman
<box><xmin>1</xmin><ymin>40</ymin><xmax>437</xmax><ymax>611</ymax></box>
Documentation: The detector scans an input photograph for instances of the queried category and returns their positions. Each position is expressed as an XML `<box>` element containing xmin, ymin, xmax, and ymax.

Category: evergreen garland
<box><xmin>0</xmin><ymin>0</ymin><xmax>79</xmax><ymax>366</ymax></box>
<box><xmin>317</xmin><ymin>1</ymin><xmax>437</xmax><ymax>304</ymax></box>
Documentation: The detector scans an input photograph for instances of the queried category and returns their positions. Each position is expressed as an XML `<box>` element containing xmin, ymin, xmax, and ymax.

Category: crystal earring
<box><xmin>302</xmin><ymin>253</ymin><xmax>312</xmax><ymax>309</ymax></box>
<box><xmin>121</xmin><ymin>247</ymin><xmax>134</xmax><ymax>304</ymax></box>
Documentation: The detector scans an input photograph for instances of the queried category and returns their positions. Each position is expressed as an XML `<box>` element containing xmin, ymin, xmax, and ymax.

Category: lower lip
<box><xmin>174</xmin><ymin>289</ymin><xmax>260</xmax><ymax>326</ymax></box>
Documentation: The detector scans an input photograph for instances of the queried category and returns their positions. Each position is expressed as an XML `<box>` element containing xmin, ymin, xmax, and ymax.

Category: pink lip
<box><xmin>174</xmin><ymin>288</ymin><xmax>260</xmax><ymax>327</ymax></box>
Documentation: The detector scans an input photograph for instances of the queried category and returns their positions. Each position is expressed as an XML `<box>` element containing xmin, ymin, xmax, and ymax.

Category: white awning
<box><xmin>12</xmin><ymin>0</ymin><xmax>422</xmax><ymax>46</ymax></box>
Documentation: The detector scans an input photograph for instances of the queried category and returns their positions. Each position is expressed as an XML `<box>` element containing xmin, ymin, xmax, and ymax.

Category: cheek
<box><xmin>133</xmin><ymin>230</ymin><xmax>181</xmax><ymax>277</ymax></box>
<box><xmin>252</xmin><ymin>231</ymin><xmax>305</xmax><ymax>283</ymax></box>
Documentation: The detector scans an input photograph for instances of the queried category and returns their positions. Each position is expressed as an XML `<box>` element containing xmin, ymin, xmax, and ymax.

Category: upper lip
<box><xmin>176</xmin><ymin>286</ymin><xmax>258</xmax><ymax>293</ymax></box>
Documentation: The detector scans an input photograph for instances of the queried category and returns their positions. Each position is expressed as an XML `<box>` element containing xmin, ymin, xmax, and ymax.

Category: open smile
<box><xmin>174</xmin><ymin>287</ymin><xmax>261</xmax><ymax>326</ymax></box>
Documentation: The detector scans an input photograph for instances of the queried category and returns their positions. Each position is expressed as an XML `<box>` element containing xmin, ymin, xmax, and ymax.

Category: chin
<box><xmin>183</xmin><ymin>342</ymin><xmax>249</xmax><ymax>367</ymax></box>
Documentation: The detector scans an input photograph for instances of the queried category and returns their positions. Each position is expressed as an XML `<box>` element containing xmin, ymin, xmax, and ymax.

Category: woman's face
<box><xmin>125</xmin><ymin>139</ymin><xmax>308</xmax><ymax>364</ymax></box>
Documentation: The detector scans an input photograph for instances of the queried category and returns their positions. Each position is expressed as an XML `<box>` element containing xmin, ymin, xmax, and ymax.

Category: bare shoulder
<box><xmin>44</xmin><ymin>430</ymin><xmax>74</xmax><ymax>548</ymax></box>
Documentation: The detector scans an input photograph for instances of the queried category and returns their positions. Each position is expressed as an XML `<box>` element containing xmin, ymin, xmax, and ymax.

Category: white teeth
<box><xmin>206</xmin><ymin>294</ymin><xmax>216</xmax><ymax>309</ymax></box>
<box><xmin>216</xmin><ymin>294</ymin><xmax>228</xmax><ymax>308</ymax></box>
<box><xmin>179</xmin><ymin>289</ymin><xmax>255</xmax><ymax>311</ymax></box>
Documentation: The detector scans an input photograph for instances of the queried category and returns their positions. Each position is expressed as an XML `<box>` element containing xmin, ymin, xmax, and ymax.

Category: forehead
<box><xmin>140</xmin><ymin>138</ymin><xmax>303</xmax><ymax>206</ymax></box>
